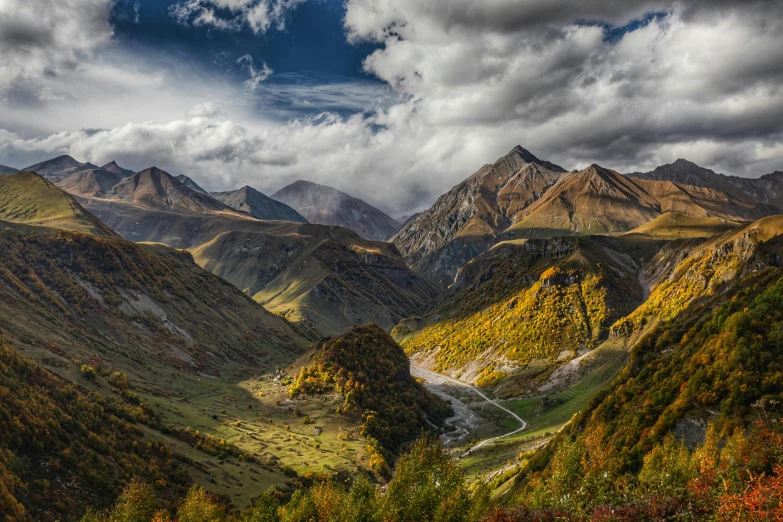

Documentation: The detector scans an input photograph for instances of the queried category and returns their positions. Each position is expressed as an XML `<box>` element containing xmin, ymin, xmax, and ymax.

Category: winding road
<box><xmin>411</xmin><ymin>365</ymin><xmax>527</xmax><ymax>457</ymax></box>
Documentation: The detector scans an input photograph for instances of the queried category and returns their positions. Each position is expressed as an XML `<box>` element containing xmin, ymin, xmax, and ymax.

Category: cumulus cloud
<box><xmin>0</xmin><ymin>0</ymin><xmax>114</xmax><ymax>100</ymax></box>
<box><xmin>169</xmin><ymin>0</ymin><xmax>305</xmax><ymax>34</ymax></box>
<box><xmin>1</xmin><ymin>0</ymin><xmax>783</xmax><ymax>216</ymax></box>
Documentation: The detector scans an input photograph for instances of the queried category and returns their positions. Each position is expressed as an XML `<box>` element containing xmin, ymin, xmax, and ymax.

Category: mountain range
<box><xmin>393</xmin><ymin>146</ymin><xmax>780</xmax><ymax>288</ymax></box>
<box><xmin>16</xmin><ymin>157</ymin><xmax>436</xmax><ymax>339</ymax></box>
<box><xmin>3</xmin><ymin>145</ymin><xmax>783</xmax><ymax>520</ymax></box>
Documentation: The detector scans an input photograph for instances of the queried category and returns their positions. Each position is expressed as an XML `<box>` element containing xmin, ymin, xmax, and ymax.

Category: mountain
<box><xmin>506</xmin><ymin>164</ymin><xmax>772</xmax><ymax>238</ymax></box>
<box><xmin>100</xmin><ymin>160</ymin><xmax>135</xmax><ymax>178</ymax></box>
<box><xmin>56</xmin><ymin>167</ymin><xmax>126</xmax><ymax>197</ymax></box>
<box><xmin>22</xmin><ymin>154</ymin><xmax>99</xmax><ymax>182</ymax></box>
<box><xmin>394</xmin><ymin>148</ymin><xmax>778</xmax><ymax>288</ymax></box>
<box><xmin>630</xmin><ymin>158</ymin><xmax>783</xmax><ymax>210</ymax></box>
<box><xmin>0</xmin><ymin>171</ymin><xmax>116</xmax><ymax>236</ymax></box>
<box><xmin>395</xmin><ymin>212</ymin><xmax>421</xmax><ymax>226</ymax></box>
<box><xmin>111</xmin><ymin>167</ymin><xmax>239</xmax><ymax>214</ymax></box>
<box><xmin>211</xmin><ymin>185</ymin><xmax>308</xmax><ymax>222</ymax></box>
<box><xmin>190</xmin><ymin>222</ymin><xmax>439</xmax><ymax>337</ymax></box>
<box><xmin>272</xmin><ymin>180</ymin><xmax>401</xmax><ymax>241</ymax></box>
<box><xmin>0</xmin><ymin>164</ymin><xmax>18</xmax><ymax>174</ymax></box>
<box><xmin>395</xmin><ymin>234</ymin><xmax>647</xmax><ymax>385</ymax></box>
<box><xmin>175</xmin><ymin>174</ymin><xmax>207</xmax><ymax>193</ymax></box>
<box><xmin>70</xmin><ymin>169</ymin><xmax>437</xmax><ymax>338</ymax></box>
<box><xmin>391</xmin><ymin>146</ymin><xmax>568</xmax><ymax>287</ymax></box>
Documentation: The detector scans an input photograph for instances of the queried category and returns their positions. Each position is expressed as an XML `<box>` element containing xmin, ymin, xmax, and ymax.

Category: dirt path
<box><xmin>411</xmin><ymin>365</ymin><xmax>527</xmax><ymax>457</ymax></box>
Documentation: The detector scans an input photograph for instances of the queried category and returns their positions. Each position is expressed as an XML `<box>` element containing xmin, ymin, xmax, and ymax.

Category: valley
<box><xmin>2</xmin><ymin>147</ymin><xmax>783</xmax><ymax>521</ymax></box>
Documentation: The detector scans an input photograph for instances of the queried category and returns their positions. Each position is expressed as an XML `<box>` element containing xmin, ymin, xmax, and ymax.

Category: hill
<box><xmin>56</xmin><ymin>168</ymin><xmax>126</xmax><ymax>197</ymax></box>
<box><xmin>0</xmin><ymin>171</ymin><xmax>116</xmax><ymax>236</ymax></box>
<box><xmin>22</xmin><ymin>155</ymin><xmax>99</xmax><ymax>183</ymax></box>
<box><xmin>101</xmin><ymin>160</ymin><xmax>135</xmax><ymax>178</ymax></box>
<box><xmin>175</xmin><ymin>174</ymin><xmax>206</xmax><ymax>193</ymax></box>
<box><xmin>288</xmin><ymin>324</ymin><xmax>452</xmax><ymax>472</ymax></box>
<box><xmin>0</xmin><ymin>164</ymin><xmax>18</xmax><ymax>174</ymax></box>
<box><xmin>211</xmin><ymin>185</ymin><xmax>307</xmax><ymax>222</ymax></box>
<box><xmin>190</xmin><ymin>222</ymin><xmax>439</xmax><ymax>337</ymax></box>
<box><xmin>630</xmin><ymin>158</ymin><xmax>783</xmax><ymax>210</ymax></box>
<box><xmin>392</xmin><ymin>146</ymin><xmax>567</xmax><ymax>288</ymax></box>
<box><xmin>272</xmin><ymin>180</ymin><xmax>401</xmax><ymax>241</ymax></box>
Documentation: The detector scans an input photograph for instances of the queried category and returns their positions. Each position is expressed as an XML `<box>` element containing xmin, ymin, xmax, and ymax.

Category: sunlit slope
<box><xmin>509</xmin><ymin>214</ymin><xmax>783</xmax><ymax>516</ymax></box>
<box><xmin>621</xmin><ymin>211</ymin><xmax>739</xmax><ymax>240</ymax></box>
<box><xmin>191</xmin><ymin>223</ymin><xmax>438</xmax><ymax>337</ymax></box>
<box><xmin>0</xmin><ymin>171</ymin><xmax>116</xmax><ymax>236</ymax></box>
<box><xmin>396</xmin><ymin>235</ymin><xmax>647</xmax><ymax>385</ymax></box>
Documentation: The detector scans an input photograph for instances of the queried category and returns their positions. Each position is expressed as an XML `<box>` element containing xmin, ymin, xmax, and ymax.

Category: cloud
<box><xmin>0</xmin><ymin>0</ymin><xmax>114</xmax><ymax>99</ymax></box>
<box><xmin>237</xmin><ymin>54</ymin><xmax>273</xmax><ymax>90</ymax></box>
<box><xmin>169</xmin><ymin>0</ymin><xmax>305</xmax><ymax>34</ymax></box>
<box><xmin>1</xmin><ymin>0</ymin><xmax>783</xmax><ymax>216</ymax></box>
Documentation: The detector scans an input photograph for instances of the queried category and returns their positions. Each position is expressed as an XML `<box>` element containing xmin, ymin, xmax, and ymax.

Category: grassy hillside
<box><xmin>0</xmin><ymin>172</ymin><xmax>115</xmax><ymax>236</ymax></box>
<box><xmin>0</xmin><ymin>336</ymin><xmax>189</xmax><ymax>521</ymax></box>
<box><xmin>288</xmin><ymin>324</ymin><xmax>453</xmax><ymax>474</ymax></box>
<box><xmin>396</xmin><ymin>236</ymin><xmax>644</xmax><ymax>386</ymax></box>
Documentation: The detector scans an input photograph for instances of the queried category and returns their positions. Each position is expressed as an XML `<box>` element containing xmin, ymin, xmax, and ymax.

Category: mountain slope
<box><xmin>56</xmin><ymin>168</ymin><xmax>126</xmax><ymax>197</ymax></box>
<box><xmin>508</xmin><ymin>215</ymin><xmax>783</xmax><ymax>517</ymax></box>
<box><xmin>0</xmin><ymin>336</ymin><xmax>189</xmax><ymax>521</ymax></box>
<box><xmin>76</xmin><ymin>180</ymin><xmax>437</xmax><ymax>338</ymax></box>
<box><xmin>190</xmin><ymin>222</ymin><xmax>439</xmax><ymax>337</ymax></box>
<box><xmin>272</xmin><ymin>180</ymin><xmax>400</xmax><ymax>241</ymax></box>
<box><xmin>111</xmin><ymin>167</ymin><xmax>239</xmax><ymax>214</ymax></box>
<box><xmin>101</xmin><ymin>160</ymin><xmax>135</xmax><ymax>178</ymax></box>
<box><xmin>22</xmin><ymin>155</ymin><xmax>99</xmax><ymax>183</ymax></box>
<box><xmin>630</xmin><ymin>158</ymin><xmax>783</xmax><ymax>211</ymax></box>
<box><xmin>0</xmin><ymin>171</ymin><xmax>116</xmax><ymax>236</ymax></box>
<box><xmin>396</xmin><ymin>235</ymin><xmax>645</xmax><ymax>385</ymax></box>
<box><xmin>211</xmin><ymin>185</ymin><xmax>307</xmax><ymax>222</ymax></box>
<box><xmin>0</xmin><ymin>164</ymin><xmax>18</xmax><ymax>174</ymax></box>
<box><xmin>392</xmin><ymin>146</ymin><xmax>567</xmax><ymax>288</ymax></box>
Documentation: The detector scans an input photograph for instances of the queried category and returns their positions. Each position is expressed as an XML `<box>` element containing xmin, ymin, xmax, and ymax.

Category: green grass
<box><xmin>0</xmin><ymin>171</ymin><xmax>114</xmax><ymax>236</ymax></box>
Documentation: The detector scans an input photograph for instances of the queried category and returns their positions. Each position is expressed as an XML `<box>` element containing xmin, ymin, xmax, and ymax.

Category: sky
<box><xmin>1</xmin><ymin>0</ymin><xmax>782</xmax><ymax>216</ymax></box>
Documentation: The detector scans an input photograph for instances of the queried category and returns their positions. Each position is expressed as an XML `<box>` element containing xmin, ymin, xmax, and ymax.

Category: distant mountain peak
<box><xmin>272</xmin><ymin>180</ymin><xmax>400</xmax><ymax>241</ymax></box>
<box><xmin>100</xmin><ymin>160</ymin><xmax>134</xmax><ymax>178</ymax></box>
<box><xmin>174</xmin><ymin>174</ymin><xmax>206</xmax><ymax>193</ymax></box>
<box><xmin>112</xmin><ymin>167</ymin><xmax>232</xmax><ymax>214</ymax></box>
<box><xmin>210</xmin><ymin>185</ymin><xmax>307</xmax><ymax>223</ymax></box>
